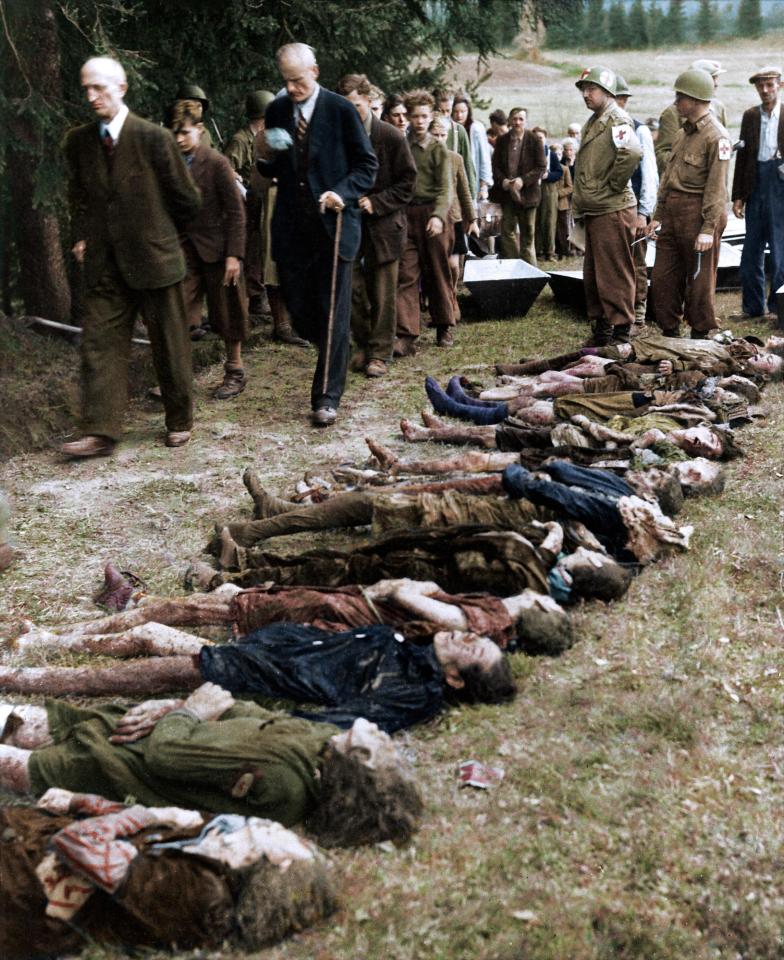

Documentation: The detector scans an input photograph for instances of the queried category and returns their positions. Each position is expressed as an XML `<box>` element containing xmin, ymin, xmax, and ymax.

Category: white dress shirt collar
<box><xmin>100</xmin><ymin>102</ymin><xmax>129</xmax><ymax>143</ymax></box>
<box><xmin>294</xmin><ymin>84</ymin><xmax>320</xmax><ymax>125</ymax></box>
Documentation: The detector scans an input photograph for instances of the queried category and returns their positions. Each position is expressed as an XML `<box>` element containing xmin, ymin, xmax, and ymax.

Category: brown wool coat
<box><xmin>361</xmin><ymin>116</ymin><xmax>417</xmax><ymax>264</ymax></box>
<box><xmin>182</xmin><ymin>144</ymin><xmax>246</xmax><ymax>263</ymax></box>
<box><xmin>489</xmin><ymin>130</ymin><xmax>547</xmax><ymax>208</ymax></box>
<box><xmin>63</xmin><ymin>112</ymin><xmax>202</xmax><ymax>290</ymax></box>
<box><xmin>731</xmin><ymin>104</ymin><xmax>784</xmax><ymax>201</ymax></box>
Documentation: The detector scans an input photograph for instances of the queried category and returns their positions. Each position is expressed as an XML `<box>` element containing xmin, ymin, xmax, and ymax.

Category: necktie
<box><xmin>101</xmin><ymin>129</ymin><xmax>115</xmax><ymax>166</ymax></box>
<box><xmin>296</xmin><ymin>111</ymin><xmax>308</xmax><ymax>142</ymax></box>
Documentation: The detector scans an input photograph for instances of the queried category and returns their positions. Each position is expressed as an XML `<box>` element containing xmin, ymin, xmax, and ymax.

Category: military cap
<box><xmin>674</xmin><ymin>68</ymin><xmax>714</xmax><ymax>102</ymax></box>
<box><xmin>176</xmin><ymin>83</ymin><xmax>210</xmax><ymax>110</ymax></box>
<box><xmin>246</xmin><ymin>90</ymin><xmax>275</xmax><ymax>119</ymax></box>
<box><xmin>691</xmin><ymin>58</ymin><xmax>725</xmax><ymax>77</ymax></box>
<box><xmin>575</xmin><ymin>66</ymin><xmax>617</xmax><ymax>96</ymax></box>
<box><xmin>749</xmin><ymin>65</ymin><xmax>782</xmax><ymax>84</ymax></box>
<box><xmin>615</xmin><ymin>75</ymin><xmax>632</xmax><ymax>97</ymax></box>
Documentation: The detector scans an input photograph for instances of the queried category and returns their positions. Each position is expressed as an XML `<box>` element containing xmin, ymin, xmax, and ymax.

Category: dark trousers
<box><xmin>277</xmin><ymin>219</ymin><xmax>352</xmax><ymax>411</ymax></box>
<box><xmin>740</xmin><ymin>159</ymin><xmax>784</xmax><ymax>316</ymax></box>
<box><xmin>80</xmin><ymin>259</ymin><xmax>193</xmax><ymax>441</ymax></box>
<box><xmin>583</xmin><ymin>207</ymin><xmax>637</xmax><ymax>327</ymax></box>
<box><xmin>182</xmin><ymin>240</ymin><xmax>249</xmax><ymax>343</ymax></box>
<box><xmin>652</xmin><ymin>191</ymin><xmax>727</xmax><ymax>335</ymax></box>
<box><xmin>396</xmin><ymin>203</ymin><xmax>454</xmax><ymax>339</ymax></box>
<box><xmin>352</xmin><ymin>251</ymin><xmax>399</xmax><ymax>362</ymax></box>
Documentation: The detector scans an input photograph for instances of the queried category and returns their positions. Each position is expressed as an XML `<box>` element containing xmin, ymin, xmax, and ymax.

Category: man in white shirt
<box><xmin>732</xmin><ymin>65</ymin><xmax>784</xmax><ymax>321</ymax></box>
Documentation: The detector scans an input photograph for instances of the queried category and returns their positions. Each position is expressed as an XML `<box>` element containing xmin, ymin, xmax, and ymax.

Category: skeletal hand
<box><xmin>110</xmin><ymin>698</ymin><xmax>183</xmax><ymax>743</ymax></box>
<box><xmin>181</xmin><ymin>682</ymin><xmax>235</xmax><ymax>722</ymax></box>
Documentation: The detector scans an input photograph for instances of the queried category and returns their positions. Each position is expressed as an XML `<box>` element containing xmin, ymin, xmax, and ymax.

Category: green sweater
<box><xmin>29</xmin><ymin>700</ymin><xmax>336</xmax><ymax>826</ymax></box>
<box><xmin>409</xmin><ymin>137</ymin><xmax>453</xmax><ymax>226</ymax></box>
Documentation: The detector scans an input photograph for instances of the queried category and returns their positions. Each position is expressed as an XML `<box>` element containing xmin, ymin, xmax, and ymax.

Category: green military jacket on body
<box><xmin>29</xmin><ymin>700</ymin><xmax>335</xmax><ymax>827</ymax></box>
<box><xmin>572</xmin><ymin>101</ymin><xmax>642</xmax><ymax>218</ymax></box>
<box><xmin>224</xmin><ymin>125</ymin><xmax>256</xmax><ymax>185</ymax></box>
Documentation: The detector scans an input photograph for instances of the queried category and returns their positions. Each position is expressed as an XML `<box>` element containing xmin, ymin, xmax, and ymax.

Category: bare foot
<box><xmin>365</xmin><ymin>438</ymin><xmax>398</xmax><ymax>470</ymax></box>
<box><xmin>421</xmin><ymin>411</ymin><xmax>447</xmax><ymax>428</ymax></box>
<box><xmin>184</xmin><ymin>561</ymin><xmax>222</xmax><ymax>592</ymax></box>
<box><xmin>400</xmin><ymin>419</ymin><xmax>430</xmax><ymax>442</ymax></box>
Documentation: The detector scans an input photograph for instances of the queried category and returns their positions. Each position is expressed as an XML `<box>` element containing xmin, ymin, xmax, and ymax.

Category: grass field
<box><xmin>1</xmin><ymin>36</ymin><xmax>783</xmax><ymax>960</ymax></box>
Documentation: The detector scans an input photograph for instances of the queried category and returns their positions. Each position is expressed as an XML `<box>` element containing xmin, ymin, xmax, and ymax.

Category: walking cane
<box><xmin>321</xmin><ymin>207</ymin><xmax>344</xmax><ymax>396</ymax></box>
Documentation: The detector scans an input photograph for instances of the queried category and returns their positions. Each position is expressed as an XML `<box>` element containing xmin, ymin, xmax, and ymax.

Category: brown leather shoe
<box><xmin>273</xmin><ymin>323</ymin><xmax>309</xmax><ymax>347</ymax></box>
<box><xmin>165</xmin><ymin>430</ymin><xmax>191</xmax><ymax>448</ymax></box>
<box><xmin>393</xmin><ymin>337</ymin><xmax>417</xmax><ymax>358</ymax></box>
<box><xmin>350</xmin><ymin>350</ymin><xmax>367</xmax><ymax>372</ymax></box>
<box><xmin>212</xmin><ymin>366</ymin><xmax>247</xmax><ymax>400</ymax></box>
<box><xmin>436</xmin><ymin>327</ymin><xmax>454</xmax><ymax>347</ymax></box>
<box><xmin>365</xmin><ymin>358</ymin><xmax>387</xmax><ymax>378</ymax></box>
<box><xmin>60</xmin><ymin>435</ymin><xmax>115</xmax><ymax>459</ymax></box>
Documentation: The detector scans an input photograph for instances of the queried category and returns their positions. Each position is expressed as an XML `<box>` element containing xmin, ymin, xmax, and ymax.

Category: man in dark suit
<box><xmin>336</xmin><ymin>73</ymin><xmax>416</xmax><ymax>378</ymax></box>
<box><xmin>61</xmin><ymin>57</ymin><xmax>201</xmax><ymax>457</ymax></box>
<box><xmin>257</xmin><ymin>44</ymin><xmax>378</xmax><ymax>427</ymax></box>
<box><xmin>732</xmin><ymin>65</ymin><xmax>784</xmax><ymax>321</ymax></box>
<box><xmin>171</xmin><ymin>102</ymin><xmax>249</xmax><ymax>399</ymax></box>
<box><xmin>490</xmin><ymin>108</ymin><xmax>547</xmax><ymax>265</ymax></box>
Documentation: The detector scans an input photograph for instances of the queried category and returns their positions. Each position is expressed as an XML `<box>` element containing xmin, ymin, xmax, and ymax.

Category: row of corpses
<box><xmin>1</xmin><ymin>327</ymin><xmax>781</xmax><ymax>956</ymax></box>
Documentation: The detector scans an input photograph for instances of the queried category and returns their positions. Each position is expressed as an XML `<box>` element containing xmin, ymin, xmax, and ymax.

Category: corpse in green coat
<box><xmin>29</xmin><ymin>700</ymin><xmax>334</xmax><ymax>826</ymax></box>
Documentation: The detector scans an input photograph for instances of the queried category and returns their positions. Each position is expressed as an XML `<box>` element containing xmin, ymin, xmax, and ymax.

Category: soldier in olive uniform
<box><xmin>647</xmin><ymin>69</ymin><xmax>731</xmax><ymax>338</ymax></box>
<box><xmin>655</xmin><ymin>60</ymin><xmax>727</xmax><ymax>175</ymax></box>
<box><xmin>225</xmin><ymin>91</ymin><xmax>273</xmax><ymax>318</ymax></box>
<box><xmin>572</xmin><ymin>66</ymin><xmax>642</xmax><ymax>346</ymax></box>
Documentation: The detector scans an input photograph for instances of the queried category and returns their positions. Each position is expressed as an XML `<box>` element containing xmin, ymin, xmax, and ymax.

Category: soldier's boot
<box><xmin>583</xmin><ymin>317</ymin><xmax>614</xmax><ymax>347</ymax></box>
<box><xmin>610</xmin><ymin>323</ymin><xmax>632</xmax><ymax>345</ymax></box>
<box><xmin>269</xmin><ymin>289</ymin><xmax>309</xmax><ymax>347</ymax></box>
<box><xmin>248</xmin><ymin>287</ymin><xmax>272</xmax><ymax>321</ymax></box>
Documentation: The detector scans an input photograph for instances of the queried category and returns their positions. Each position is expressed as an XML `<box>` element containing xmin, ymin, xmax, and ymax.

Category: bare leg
<box><xmin>0</xmin><ymin>657</ymin><xmax>202</xmax><ymax>697</ymax></box>
<box><xmin>14</xmin><ymin>591</ymin><xmax>235</xmax><ymax>643</ymax></box>
<box><xmin>400</xmin><ymin>418</ymin><xmax>497</xmax><ymax>448</ymax></box>
<box><xmin>0</xmin><ymin>745</ymin><xmax>31</xmax><ymax>793</ymax></box>
<box><xmin>0</xmin><ymin>704</ymin><xmax>52</xmax><ymax>747</ymax></box>
<box><xmin>378</xmin><ymin>449</ymin><xmax>519</xmax><ymax>476</ymax></box>
<box><xmin>16</xmin><ymin>623</ymin><xmax>209</xmax><ymax>659</ymax></box>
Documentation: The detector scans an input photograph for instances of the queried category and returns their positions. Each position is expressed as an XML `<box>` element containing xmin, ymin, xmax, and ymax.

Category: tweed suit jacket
<box><xmin>63</xmin><ymin>112</ymin><xmax>201</xmax><ymax>290</ymax></box>
<box><xmin>489</xmin><ymin>130</ymin><xmax>547</xmax><ymax>208</ymax></box>
<box><xmin>257</xmin><ymin>88</ymin><xmax>378</xmax><ymax>263</ymax></box>
<box><xmin>361</xmin><ymin>116</ymin><xmax>417</xmax><ymax>264</ymax></box>
<box><xmin>731</xmin><ymin>103</ymin><xmax>784</xmax><ymax>201</ymax></box>
<box><xmin>182</xmin><ymin>144</ymin><xmax>246</xmax><ymax>263</ymax></box>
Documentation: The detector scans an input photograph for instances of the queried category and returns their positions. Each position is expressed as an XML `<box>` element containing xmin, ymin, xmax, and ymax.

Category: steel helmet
<box><xmin>615</xmin><ymin>75</ymin><xmax>631</xmax><ymax>97</ymax></box>
<box><xmin>246</xmin><ymin>90</ymin><xmax>275</xmax><ymax>119</ymax></box>
<box><xmin>575</xmin><ymin>66</ymin><xmax>617</xmax><ymax>96</ymax></box>
<box><xmin>175</xmin><ymin>83</ymin><xmax>210</xmax><ymax>110</ymax></box>
<box><xmin>674</xmin><ymin>69</ymin><xmax>714</xmax><ymax>102</ymax></box>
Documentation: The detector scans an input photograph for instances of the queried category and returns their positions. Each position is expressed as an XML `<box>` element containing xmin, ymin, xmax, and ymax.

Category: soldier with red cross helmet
<box><xmin>646</xmin><ymin>69</ymin><xmax>731</xmax><ymax>338</ymax></box>
<box><xmin>572</xmin><ymin>66</ymin><xmax>642</xmax><ymax>346</ymax></box>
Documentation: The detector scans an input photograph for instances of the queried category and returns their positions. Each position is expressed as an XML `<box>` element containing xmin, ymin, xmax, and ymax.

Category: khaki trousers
<box><xmin>535</xmin><ymin>181</ymin><xmax>559</xmax><ymax>258</ymax></box>
<box><xmin>498</xmin><ymin>201</ymin><xmax>537</xmax><ymax>265</ymax></box>
<box><xmin>80</xmin><ymin>259</ymin><xmax>193</xmax><ymax>441</ymax></box>
<box><xmin>583</xmin><ymin>207</ymin><xmax>637</xmax><ymax>328</ymax></box>
<box><xmin>396</xmin><ymin>204</ymin><xmax>454</xmax><ymax>339</ymax></box>
<box><xmin>651</xmin><ymin>191</ymin><xmax>727</xmax><ymax>335</ymax></box>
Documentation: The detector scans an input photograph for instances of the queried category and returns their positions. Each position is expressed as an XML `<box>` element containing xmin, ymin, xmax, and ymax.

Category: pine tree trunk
<box><xmin>4</xmin><ymin>0</ymin><xmax>71</xmax><ymax>322</ymax></box>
